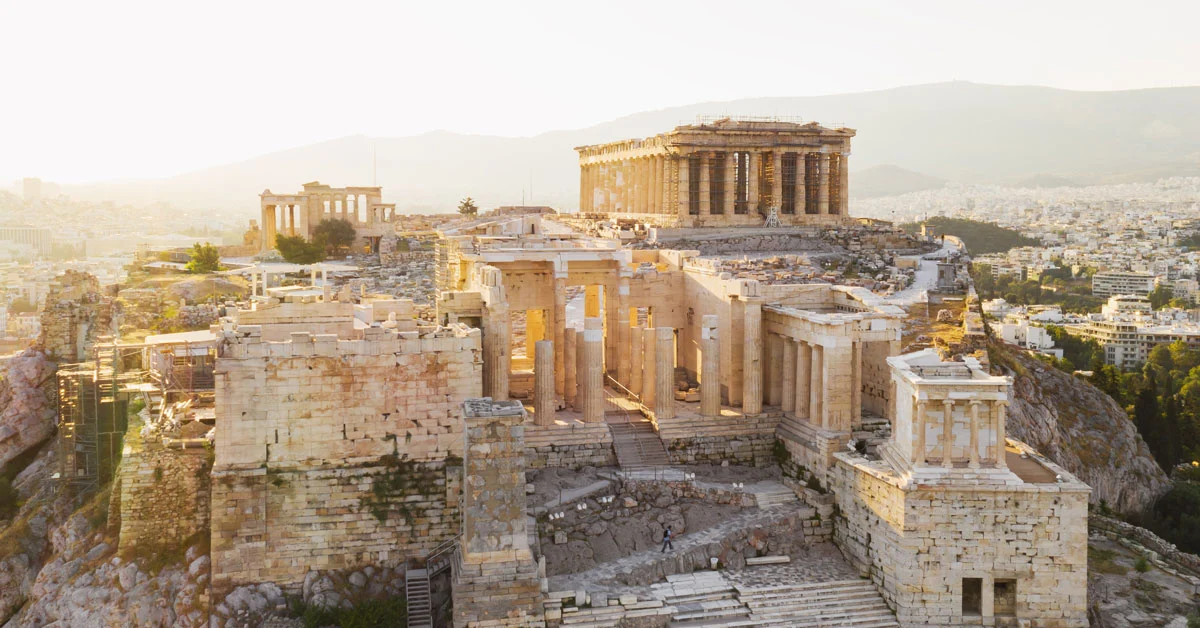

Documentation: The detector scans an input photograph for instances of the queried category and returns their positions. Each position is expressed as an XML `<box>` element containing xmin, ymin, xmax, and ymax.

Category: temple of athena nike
<box><xmin>145</xmin><ymin>117</ymin><xmax>1089</xmax><ymax>628</ymax></box>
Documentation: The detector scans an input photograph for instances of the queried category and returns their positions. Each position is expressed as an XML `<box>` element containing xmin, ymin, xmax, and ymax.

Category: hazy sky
<box><xmin>3</xmin><ymin>0</ymin><xmax>1198</xmax><ymax>184</ymax></box>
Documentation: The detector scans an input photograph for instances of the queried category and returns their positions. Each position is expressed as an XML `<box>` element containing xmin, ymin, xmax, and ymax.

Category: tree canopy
<box><xmin>312</xmin><ymin>219</ymin><xmax>356</xmax><ymax>255</ymax></box>
<box><xmin>276</xmin><ymin>234</ymin><xmax>326</xmax><ymax>264</ymax></box>
<box><xmin>900</xmin><ymin>217</ymin><xmax>1039</xmax><ymax>255</ymax></box>
<box><xmin>458</xmin><ymin>196</ymin><xmax>479</xmax><ymax>216</ymax></box>
<box><xmin>185</xmin><ymin>242</ymin><xmax>221</xmax><ymax>273</ymax></box>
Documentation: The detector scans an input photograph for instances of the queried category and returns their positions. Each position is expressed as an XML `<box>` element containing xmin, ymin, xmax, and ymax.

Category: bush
<box><xmin>276</xmin><ymin>234</ymin><xmax>326</xmax><ymax>264</ymax></box>
<box><xmin>296</xmin><ymin>597</ymin><xmax>407</xmax><ymax>628</ymax></box>
<box><xmin>1187</xmin><ymin>613</ymin><xmax>1200</xmax><ymax>628</ymax></box>
<box><xmin>185</xmin><ymin>242</ymin><xmax>221</xmax><ymax>273</ymax></box>
<box><xmin>1134</xmin><ymin>556</ymin><xmax>1150</xmax><ymax>573</ymax></box>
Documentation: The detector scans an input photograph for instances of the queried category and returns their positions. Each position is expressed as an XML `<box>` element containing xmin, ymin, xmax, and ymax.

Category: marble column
<box><xmin>564</xmin><ymin>327</ymin><xmax>577</xmax><ymax>408</ymax></box>
<box><xmin>742</xmin><ymin>300</ymin><xmax>762</xmax><ymax>415</ymax></box>
<box><xmin>534</xmin><ymin>340</ymin><xmax>556</xmax><ymax>426</ymax></box>
<box><xmin>580</xmin><ymin>326</ymin><xmax>604</xmax><ymax>423</ymax></box>
<box><xmin>655</xmin><ymin>327</ymin><xmax>675</xmax><ymax>420</ymax></box>
<box><xmin>818</xmin><ymin>153</ymin><xmax>831</xmax><ymax>215</ymax></box>
<box><xmin>808</xmin><ymin>344</ymin><xmax>823</xmax><ymax>426</ymax></box>
<box><xmin>678</xmin><ymin>156</ymin><xmax>690</xmax><ymax>216</ymax></box>
<box><xmin>838</xmin><ymin>153</ymin><xmax>849</xmax><ymax>215</ymax></box>
<box><xmin>968</xmin><ymin>400</ymin><xmax>981</xmax><ymax>469</ymax></box>
<box><xmin>579</xmin><ymin>163</ymin><xmax>588</xmax><ymax>211</ymax></box>
<box><xmin>724</xmin><ymin>152</ymin><xmax>736</xmax><ymax>215</ymax></box>
<box><xmin>914</xmin><ymin>399</ymin><xmax>927</xmax><ymax>465</ymax></box>
<box><xmin>994</xmin><ymin>401</ymin><xmax>1008</xmax><ymax>469</ymax></box>
<box><xmin>554</xmin><ymin>276</ymin><xmax>567</xmax><ymax>396</ymax></box>
<box><xmin>630</xmin><ymin>325</ymin><xmax>644</xmax><ymax>395</ymax></box>
<box><xmin>794</xmin><ymin>341</ymin><xmax>810</xmax><ymax>419</ymax></box>
<box><xmin>483</xmin><ymin>304</ymin><xmax>510</xmax><ymax>400</ymax></box>
<box><xmin>698</xmin><ymin>155</ymin><xmax>711</xmax><ymax>216</ymax></box>
<box><xmin>771</xmin><ymin>151</ymin><xmax>783</xmax><ymax>210</ymax></box>
<box><xmin>942</xmin><ymin>399</ymin><xmax>955</xmax><ymax>468</ymax></box>
<box><xmin>642</xmin><ymin>327</ymin><xmax>657</xmax><ymax>409</ymax></box>
<box><xmin>653</xmin><ymin>155</ymin><xmax>664</xmax><ymax>213</ymax></box>
<box><xmin>797</xmin><ymin>153</ymin><xmax>808</xmax><ymax>215</ymax></box>
<box><xmin>616</xmin><ymin>276</ymin><xmax>631</xmax><ymax>385</ymax></box>
<box><xmin>781</xmin><ymin>339</ymin><xmax>796</xmax><ymax>414</ymax></box>
<box><xmin>766</xmin><ymin>334</ymin><xmax>783</xmax><ymax>407</ymax></box>
<box><xmin>747</xmin><ymin>151</ymin><xmax>760</xmax><ymax>211</ymax></box>
<box><xmin>700</xmin><ymin>315</ymin><xmax>720</xmax><ymax>418</ymax></box>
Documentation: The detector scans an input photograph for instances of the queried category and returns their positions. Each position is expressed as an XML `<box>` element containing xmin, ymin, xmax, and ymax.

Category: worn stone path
<box><xmin>547</xmin><ymin>502</ymin><xmax>811</xmax><ymax>593</ymax></box>
<box><xmin>532</xmin><ymin>479</ymin><xmax>614</xmax><ymax>515</ymax></box>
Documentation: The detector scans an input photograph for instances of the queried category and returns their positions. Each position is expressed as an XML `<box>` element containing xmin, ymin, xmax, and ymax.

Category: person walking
<box><xmin>661</xmin><ymin>526</ymin><xmax>674</xmax><ymax>553</ymax></box>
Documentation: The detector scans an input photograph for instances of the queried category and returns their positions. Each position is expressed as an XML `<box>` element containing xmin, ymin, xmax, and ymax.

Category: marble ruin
<box><xmin>259</xmin><ymin>181</ymin><xmax>398</xmax><ymax>253</ymax></box>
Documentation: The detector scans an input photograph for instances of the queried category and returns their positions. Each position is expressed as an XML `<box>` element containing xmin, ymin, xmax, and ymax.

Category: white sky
<box><xmin>3</xmin><ymin>0</ymin><xmax>1198</xmax><ymax>184</ymax></box>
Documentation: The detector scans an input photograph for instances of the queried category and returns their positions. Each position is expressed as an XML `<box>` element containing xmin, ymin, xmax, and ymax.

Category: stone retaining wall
<box><xmin>666</xmin><ymin>434</ymin><xmax>775</xmax><ymax>466</ymax></box>
<box><xmin>117</xmin><ymin>439</ymin><xmax>212</xmax><ymax>553</ymax></box>
<box><xmin>525</xmin><ymin>442</ymin><xmax>616</xmax><ymax>469</ymax></box>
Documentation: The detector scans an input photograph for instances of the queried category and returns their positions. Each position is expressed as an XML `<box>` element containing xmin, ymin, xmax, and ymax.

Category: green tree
<box><xmin>185</xmin><ymin>242</ymin><xmax>221</xmax><ymax>273</ymax></box>
<box><xmin>275</xmin><ymin>234</ymin><xmax>326</xmax><ymax>264</ymax></box>
<box><xmin>312</xmin><ymin>219</ymin><xmax>356</xmax><ymax>255</ymax></box>
<box><xmin>457</xmin><ymin>196</ymin><xmax>479</xmax><ymax>216</ymax></box>
<box><xmin>1149</xmin><ymin>283</ymin><xmax>1173</xmax><ymax>309</ymax></box>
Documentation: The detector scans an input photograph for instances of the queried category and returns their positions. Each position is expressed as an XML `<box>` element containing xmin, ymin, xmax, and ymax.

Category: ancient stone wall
<box><xmin>665</xmin><ymin>434</ymin><xmax>775</xmax><ymax>467</ymax></box>
<box><xmin>38</xmin><ymin>270</ymin><xmax>120</xmax><ymax>362</ymax></box>
<box><xmin>831</xmin><ymin>456</ymin><xmax>1089</xmax><ymax>627</ymax></box>
<box><xmin>210</xmin><ymin>326</ymin><xmax>480</xmax><ymax>596</ymax></box>
<box><xmin>117</xmin><ymin>429</ymin><xmax>212</xmax><ymax>553</ymax></box>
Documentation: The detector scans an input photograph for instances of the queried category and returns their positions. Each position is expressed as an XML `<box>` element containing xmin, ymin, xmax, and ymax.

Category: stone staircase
<box><xmin>653</xmin><ymin>572</ymin><xmax>750</xmax><ymax>626</ymax></box>
<box><xmin>748</xmin><ymin>484</ymin><xmax>799</xmax><ymax>509</ymax></box>
<box><xmin>855</xmin><ymin>415</ymin><xmax>893</xmax><ymax>458</ymax></box>
<box><xmin>404</xmin><ymin>568</ymin><xmax>433</xmax><ymax>628</ymax></box>
<box><xmin>608</xmin><ymin>419</ymin><xmax>671</xmax><ymax>470</ymax></box>
<box><xmin>738</xmin><ymin>579</ymin><xmax>898</xmax><ymax>627</ymax></box>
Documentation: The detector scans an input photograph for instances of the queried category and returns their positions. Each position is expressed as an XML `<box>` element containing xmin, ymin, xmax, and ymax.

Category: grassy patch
<box><xmin>1088</xmin><ymin>545</ymin><xmax>1128</xmax><ymax>575</ymax></box>
<box><xmin>292</xmin><ymin>596</ymin><xmax>407</xmax><ymax>628</ymax></box>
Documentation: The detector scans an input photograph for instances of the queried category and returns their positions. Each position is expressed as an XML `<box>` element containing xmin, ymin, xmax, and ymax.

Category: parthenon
<box><xmin>575</xmin><ymin>118</ymin><xmax>854</xmax><ymax>227</ymax></box>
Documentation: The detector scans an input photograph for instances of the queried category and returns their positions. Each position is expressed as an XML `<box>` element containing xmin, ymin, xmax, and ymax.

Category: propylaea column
<box><xmin>580</xmin><ymin>326</ymin><xmax>604</xmax><ymax>423</ymax></box>
<box><xmin>781</xmin><ymin>339</ymin><xmax>796</xmax><ymax>414</ymax></box>
<box><xmin>742</xmin><ymin>300</ymin><xmax>763</xmax><ymax>415</ymax></box>
<box><xmin>526</xmin><ymin>309</ymin><xmax>544</xmax><ymax>357</ymax></box>
<box><xmin>564</xmin><ymin>327</ymin><xmax>577</xmax><ymax>409</ymax></box>
<box><xmin>808</xmin><ymin>344</ymin><xmax>823</xmax><ymax>426</ymax></box>
<box><xmin>654</xmin><ymin>326</ymin><xmax>675</xmax><ymax>420</ymax></box>
<box><xmin>483</xmin><ymin>303</ymin><xmax>510</xmax><ymax>401</ymax></box>
<box><xmin>630</xmin><ymin>324</ymin><xmax>644</xmax><ymax>395</ymax></box>
<box><xmin>616</xmin><ymin>276</ymin><xmax>631</xmax><ymax>385</ymax></box>
<box><xmin>554</xmin><ymin>275</ymin><xmax>567</xmax><ymax>396</ymax></box>
<box><xmin>642</xmin><ymin>327</ymin><xmax>657</xmax><ymax>409</ymax></box>
<box><xmin>794</xmin><ymin>341</ymin><xmax>810</xmax><ymax>419</ymax></box>
<box><xmin>700</xmin><ymin>315</ymin><xmax>720</xmax><ymax>418</ymax></box>
<box><xmin>766</xmin><ymin>334</ymin><xmax>783</xmax><ymax>407</ymax></box>
<box><xmin>534</xmin><ymin>340</ymin><xmax>556</xmax><ymax>426</ymax></box>
<box><xmin>584</xmin><ymin>285</ymin><xmax>601</xmax><ymax>318</ymax></box>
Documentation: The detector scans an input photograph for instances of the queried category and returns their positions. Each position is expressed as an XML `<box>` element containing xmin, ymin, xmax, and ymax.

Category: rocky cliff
<box><xmin>995</xmin><ymin>344</ymin><xmax>1170</xmax><ymax>514</ymax></box>
<box><xmin>0</xmin><ymin>348</ymin><xmax>57</xmax><ymax>471</ymax></box>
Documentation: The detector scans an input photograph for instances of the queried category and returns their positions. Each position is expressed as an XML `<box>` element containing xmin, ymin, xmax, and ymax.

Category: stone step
<box><xmin>659</xmin><ymin>590</ymin><xmax>738</xmax><ymax>605</ymax></box>
<box><xmin>743</xmin><ymin>555</ymin><xmax>790</xmax><ymax>566</ymax></box>
<box><xmin>748</xmin><ymin>597</ymin><xmax>890</xmax><ymax>616</ymax></box>
<box><xmin>750</xmin><ymin>609</ymin><xmax>897</xmax><ymax>625</ymax></box>
<box><xmin>735</xmin><ymin>578</ymin><xmax>874</xmax><ymax>596</ymax></box>
<box><xmin>742</xmin><ymin>584</ymin><xmax>881</xmax><ymax>603</ymax></box>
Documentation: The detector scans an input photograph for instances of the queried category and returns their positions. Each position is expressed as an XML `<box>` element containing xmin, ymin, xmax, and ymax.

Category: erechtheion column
<box><xmin>579</xmin><ymin>327</ymin><xmax>604</xmax><ymax>423</ymax></box>
<box><xmin>534</xmin><ymin>340</ymin><xmax>555</xmax><ymax>426</ymax></box>
<box><xmin>654</xmin><ymin>327</ymin><xmax>674</xmax><ymax>420</ymax></box>
<box><xmin>794</xmin><ymin>341</ymin><xmax>810</xmax><ymax>419</ymax></box>
<box><xmin>700</xmin><ymin>316</ymin><xmax>720</xmax><ymax>418</ymax></box>
<box><xmin>630</xmin><ymin>325</ymin><xmax>644</xmax><ymax>395</ymax></box>
<box><xmin>742</xmin><ymin>300</ymin><xmax>762</xmax><ymax>415</ymax></box>
<box><xmin>942</xmin><ymin>399</ymin><xmax>955</xmax><ymax>468</ymax></box>
<box><xmin>818</xmin><ymin>153</ymin><xmax>831</xmax><ymax>214</ymax></box>
<box><xmin>564</xmin><ymin>327</ymin><xmax>577</xmax><ymax>408</ymax></box>
<box><xmin>781</xmin><ymin>339</ymin><xmax>796</xmax><ymax>414</ymax></box>
<box><xmin>642</xmin><ymin>327</ymin><xmax>657</xmax><ymax>409</ymax></box>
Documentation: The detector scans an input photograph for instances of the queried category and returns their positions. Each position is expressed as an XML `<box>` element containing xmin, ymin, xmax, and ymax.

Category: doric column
<box><xmin>630</xmin><ymin>325</ymin><xmax>644</xmax><ymax>396</ymax></box>
<box><xmin>808</xmin><ymin>344</ymin><xmax>823</xmax><ymax>426</ymax></box>
<box><xmin>655</xmin><ymin>327</ymin><xmax>675</xmax><ymax>420</ymax></box>
<box><xmin>642</xmin><ymin>327</ymin><xmax>657</xmax><ymax>409</ymax></box>
<box><xmin>634</xmin><ymin>159</ymin><xmax>645</xmax><ymax>212</ymax></box>
<box><xmin>968</xmin><ymin>400</ymin><xmax>981</xmax><ymax>468</ymax></box>
<box><xmin>994</xmin><ymin>401</ymin><xmax>1009</xmax><ymax>469</ymax></box>
<box><xmin>794</xmin><ymin>341</ymin><xmax>810</xmax><ymax>419</ymax></box>
<box><xmin>483</xmin><ymin>303</ymin><xmax>510</xmax><ymax>400</ymax></box>
<box><xmin>698</xmin><ymin>155</ymin><xmax>711</xmax><ymax>216</ymax></box>
<box><xmin>261</xmin><ymin>204</ymin><xmax>276</xmax><ymax>251</ymax></box>
<box><xmin>653</xmin><ymin>155</ymin><xmax>664</xmax><ymax>214</ymax></box>
<box><xmin>797</xmin><ymin>153</ymin><xmax>808</xmax><ymax>215</ymax></box>
<box><xmin>914</xmin><ymin>399</ymin><xmax>927</xmax><ymax>465</ymax></box>
<box><xmin>580</xmin><ymin>326</ymin><xmax>604</xmax><ymax>423</ymax></box>
<box><xmin>616</xmin><ymin>276</ymin><xmax>631</xmax><ymax>385</ymax></box>
<box><xmin>742</xmin><ymin>299</ymin><xmax>763</xmax><ymax>415</ymax></box>
<box><xmin>554</xmin><ymin>275</ymin><xmax>567</xmax><ymax>396</ymax></box>
<box><xmin>724</xmin><ymin>152</ymin><xmax>736</xmax><ymax>215</ymax></box>
<box><xmin>677</xmin><ymin>156</ymin><xmax>690</xmax><ymax>217</ymax></box>
<box><xmin>781</xmin><ymin>338</ymin><xmax>796</xmax><ymax>414</ymax></box>
<box><xmin>838</xmin><ymin>153</ymin><xmax>849</xmax><ymax>215</ymax></box>
<box><xmin>747</xmin><ymin>151</ymin><xmax>760</xmax><ymax>211</ymax></box>
<box><xmin>534</xmin><ymin>340</ymin><xmax>556</xmax><ymax>426</ymax></box>
<box><xmin>765</xmin><ymin>334</ymin><xmax>782</xmax><ymax>407</ymax></box>
<box><xmin>564</xmin><ymin>326</ymin><xmax>577</xmax><ymax>408</ymax></box>
<box><xmin>771</xmin><ymin>151</ymin><xmax>783</xmax><ymax>211</ymax></box>
<box><xmin>942</xmin><ymin>399</ymin><xmax>955</xmax><ymax>468</ymax></box>
<box><xmin>700</xmin><ymin>315</ymin><xmax>720</xmax><ymax>418</ymax></box>
<box><xmin>579</xmin><ymin>163</ymin><xmax>588</xmax><ymax>211</ymax></box>
<box><xmin>818</xmin><ymin>152</ymin><xmax>831</xmax><ymax>214</ymax></box>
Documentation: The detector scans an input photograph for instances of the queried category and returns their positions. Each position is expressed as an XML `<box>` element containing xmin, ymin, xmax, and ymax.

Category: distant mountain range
<box><xmin>61</xmin><ymin>81</ymin><xmax>1200</xmax><ymax>214</ymax></box>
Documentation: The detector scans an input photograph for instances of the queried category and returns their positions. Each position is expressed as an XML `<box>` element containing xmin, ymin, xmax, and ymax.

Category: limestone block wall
<box><xmin>117</xmin><ymin>441</ymin><xmax>212</xmax><ymax>553</ymax></box>
<box><xmin>831</xmin><ymin>455</ymin><xmax>1089</xmax><ymax>627</ymax></box>
<box><xmin>666</xmin><ymin>434</ymin><xmax>776</xmax><ymax>467</ymax></box>
<box><xmin>861</xmin><ymin>340</ymin><xmax>896</xmax><ymax>419</ymax></box>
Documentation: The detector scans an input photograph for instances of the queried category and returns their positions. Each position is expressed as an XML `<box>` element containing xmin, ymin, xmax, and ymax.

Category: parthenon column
<box><xmin>579</xmin><ymin>164</ymin><xmax>589</xmax><ymax>211</ymax></box>
<box><xmin>677</xmin><ymin>156</ymin><xmax>690</xmax><ymax>217</ymax></box>
<box><xmin>653</xmin><ymin>155</ymin><xmax>664</xmax><ymax>214</ymax></box>
<box><xmin>698</xmin><ymin>155</ymin><xmax>711</xmax><ymax>216</ymax></box>
<box><xmin>534</xmin><ymin>340</ymin><xmax>556</xmax><ymax>426</ymax></box>
<box><xmin>771</xmin><ymin>151</ymin><xmax>783</xmax><ymax>211</ymax></box>
<box><xmin>564</xmin><ymin>327</ymin><xmax>577</xmax><ymax>408</ymax></box>
<box><xmin>747</xmin><ymin>151</ymin><xmax>760</xmax><ymax>211</ymax></box>
<box><xmin>794</xmin><ymin>341</ymin><xmax>810</xmax><ymax>419</ymax></box>
<box><xmin>797</xmin><ymin>153</ymin><xmax>808</xmax><ymax>214</ymax></box>
<box><xmin>630</xmin><ymin>325</ymin><xmax>644</xmax><ymax>396</ymax></box>
<box><xmin>554</xmin><ymin>275</ymin><xmax>567</xmax><ymax>396</ymax></box>
<box><xmin>616</xmin><ymin>275</ymin><xmax>631</xmax><ymax>385</ymax></box>
<box><xmin>994</xmin><ymin>401</ymin><xmax>1009</xmax><ymax>469</ymax></box>
<box><xmin>914</xmin><ymin>399</ymin><xmax>927</xmax><ymax>465</ymax></box>
<box><xmin>700</xmin><ymin>315</ymin><xmax>720</xmax><ymax>418</ymax></box>
<box><xmin>742</xmin><ymin>299</ymin><xmax>762</xmax><ymax>415</ymax></box>
<box><xmin>766</xmin><ymin>334</ymin><xmax>783</xmax><ymax>407</ymax></box>
<box><xmin>654</xmin><ymin>327</ymin><xmax>675</xmax><ymax>420</ymax></box>
<box><xmin>838</xmin><ymin>153</ymin><xmax>850</xmax><ymax>215</ymax></box>
<box><xmin>968</xmin><ymin>400</ymin><xmax>981</xmax><ymax>469</ymax></box>
<box><xmin>942</xmin><ymin>399</ymin><xmax>955</xmax><ymax>468</ymax></box>
<box><xmin>781</xmin><ymin>339</ymin><xmax>796</xmax><ymax>414</ymax></box>
<box><xmin>642</xmin><ymin>327</ymin><xmax>657</xmax><ymax>409</ymax></box>
<box><xmin>579</xmin><ymin>325</ymin><xmax>604</xmax><ymax>423</ymax></box>
<box><xmin>808</xmin><ymin>344</ymin><xmax>823</xmax><ymax>426</ymax></box>
<box><xmin>817</xmin><ymin>153</ymin><xmax>831</xmax><ymax>215</ymax></box>
<box><xmin>724</xmin><ymin>153</ymin><xmax>736</xmax><ymax>215</ymax></box>
<box><xmin>634</xmin><ymin>159</ymin><xmax>645</xmax><ymax>212</ymax></box>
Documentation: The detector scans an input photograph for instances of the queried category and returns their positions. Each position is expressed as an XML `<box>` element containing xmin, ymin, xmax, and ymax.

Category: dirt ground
<box><xmin>1087</xmin><ymin>535</ymin><xmax>1199</xmax><ymax>627</ymax></box>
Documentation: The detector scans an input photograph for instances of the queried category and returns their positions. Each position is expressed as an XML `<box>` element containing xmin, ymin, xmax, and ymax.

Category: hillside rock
<box><xmin>0</xmin><ymin>348</ymin><xmax>57</xmax><ymax>471</ymax></box>
<box><xmin>1000</xmin><ymin>348</ymin><xmax>1169</xmax><ymax>513</ymax></box>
